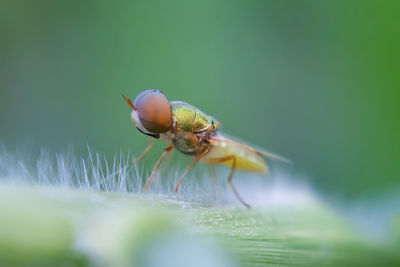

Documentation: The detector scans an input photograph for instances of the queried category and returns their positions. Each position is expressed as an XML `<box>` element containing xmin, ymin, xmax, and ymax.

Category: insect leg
<box><xmin>159</xmin><ymin>148</ymin><xmax>173</xmax><ymax>177</ymax></box>
<box><xmin>174</xmin><ymin>149</ymin><xmax>209</xmax><ymax>193</ymax></box>
<box><xmin>226</xmin><ymin>156</ymin><xmax>251</xmax><ymax>208</ymax></box>
<box><xmin>208</xmin><ymin>165</ymin><xmax>217</xmax><ymax>201</ymax></box>
<box><xmin>207</xmin><ymin>155</ymin><xmax>250</xmax><ymax>208</ymax></box>
<box><xmin>143</xmin><ymin>144</ymin><xmax>173</xmax><ymax>192</ymax></box>
<box><xmin>133</xmin><ymin>136</ymin><xmax>154</xmax><ymax>165</ymax></box>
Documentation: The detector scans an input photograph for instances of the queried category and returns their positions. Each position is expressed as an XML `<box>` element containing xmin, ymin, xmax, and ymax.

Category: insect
<box><xmin>123</xmin><ymin>90</ymin><xmax>288</xmax><ymax>207</ymax></box>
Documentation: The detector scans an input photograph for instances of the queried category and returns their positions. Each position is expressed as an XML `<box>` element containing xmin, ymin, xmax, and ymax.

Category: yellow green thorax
<box><xmin>170</xmin><ymin>101</ymin><xmax>217</xmax><ymax>132</ymax></box>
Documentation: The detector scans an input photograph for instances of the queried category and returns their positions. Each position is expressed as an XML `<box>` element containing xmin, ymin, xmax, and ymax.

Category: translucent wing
<box><xmin>210</xmin><ymin>132</ymin><xmax>292</xmax><ymax>164</ymax></box>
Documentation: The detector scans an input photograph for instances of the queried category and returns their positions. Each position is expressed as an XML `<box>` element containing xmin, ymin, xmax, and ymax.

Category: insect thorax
<box><xmin>168</xmin><ymin>101</ymin><xmax>216</xmax><ymax>155</ymax></box>
<box><xmin>170</xmin><ymin>101</ymin><xmax>214</xmax><ymax>132</ymax></box>
<box><xmin>171</xmin><ymin>131</ymin><xmax>211</xmax><ymax>155</ymax></box>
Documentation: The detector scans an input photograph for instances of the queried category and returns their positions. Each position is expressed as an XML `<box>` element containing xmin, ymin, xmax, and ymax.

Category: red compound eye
<box><xmin>133</xmin><ymin>90</ymin><xmax>172</xmax><ymax>133</ymax></box>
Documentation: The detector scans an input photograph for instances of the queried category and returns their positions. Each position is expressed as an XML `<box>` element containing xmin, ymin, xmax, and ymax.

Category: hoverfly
<box><xmin>123</xmin><ymin>90</ymin><xmax>288</xmax><ymax>207</ymax></box>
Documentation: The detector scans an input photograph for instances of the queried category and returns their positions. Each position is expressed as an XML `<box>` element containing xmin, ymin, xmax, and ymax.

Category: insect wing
<box><xmin>216</xmin><ymin>132</ymin><xmax>291</xmax><ymax>164</ymax></box>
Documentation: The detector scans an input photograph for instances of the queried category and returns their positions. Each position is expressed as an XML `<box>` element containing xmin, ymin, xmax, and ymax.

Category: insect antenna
<box><xmin>122</xmin><ymin>95</ymin><xmax>137</xmax><ymax>110</ymax></box>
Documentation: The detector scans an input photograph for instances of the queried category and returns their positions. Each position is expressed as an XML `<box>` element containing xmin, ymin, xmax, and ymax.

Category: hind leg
<box><xmin>206</xmin><ymin>155</ymin><xmax>250</xmax><ymax>208</ymax></box>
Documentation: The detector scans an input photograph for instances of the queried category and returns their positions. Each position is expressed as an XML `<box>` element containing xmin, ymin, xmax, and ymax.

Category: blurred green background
<box><xmin>1</xmin><ymin>0</ymin><xmax>399</xmax><ymax>198</ymax></box>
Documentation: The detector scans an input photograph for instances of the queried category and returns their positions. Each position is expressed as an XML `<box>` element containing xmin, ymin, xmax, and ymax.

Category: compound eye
<box><xmin>133</xmin><ymin>90</ymin><xmax>172</xmax><ymax>133</ymax></box>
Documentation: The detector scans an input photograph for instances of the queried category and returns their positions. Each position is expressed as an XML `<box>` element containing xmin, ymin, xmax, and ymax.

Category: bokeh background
<box><xmin>1</xmin><ymin>0</ymin><xmax>399</xmax><ymax>199</ymax></box>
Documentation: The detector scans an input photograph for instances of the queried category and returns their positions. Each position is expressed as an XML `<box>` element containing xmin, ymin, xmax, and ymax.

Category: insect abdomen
<box><xmin>201</xmin><ymin>138</ymin><xmax>268</xmax><ymax>173</ymax></box>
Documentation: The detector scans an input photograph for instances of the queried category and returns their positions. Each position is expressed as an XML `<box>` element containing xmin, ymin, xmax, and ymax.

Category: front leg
<box><xmin>133</xmin><ymin>136</ymin><xmax>154</xmax><ymax>165</ymax></box>
<box><xmin>143</xmin><ymin>144</ymin><xmax>173</xmax><ymax>192</ymax></box>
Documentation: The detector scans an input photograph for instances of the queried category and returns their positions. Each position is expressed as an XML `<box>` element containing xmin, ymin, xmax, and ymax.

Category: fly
<box><xmin>123</xmin><ymin>90</ymin><xmax>289</xmax><ymax>208</ymax></box>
